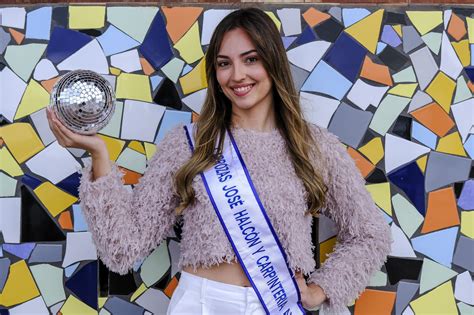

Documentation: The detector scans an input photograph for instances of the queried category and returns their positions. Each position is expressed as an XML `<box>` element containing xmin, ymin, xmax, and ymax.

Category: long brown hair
<box><xmin>174</xmin><ymin>7</ymin><xmax>327</xmax><ymax>216</ymax></box>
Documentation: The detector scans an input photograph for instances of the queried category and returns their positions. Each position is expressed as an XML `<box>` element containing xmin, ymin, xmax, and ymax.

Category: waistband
<box><xmin>179</xmin><ymin>271</ymin><xmax>262</xmax><ymax>304</ymax></box>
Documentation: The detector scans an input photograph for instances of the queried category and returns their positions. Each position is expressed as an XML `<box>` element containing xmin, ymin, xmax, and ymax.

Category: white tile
<box><xmin>135</xmin><ymin>288</ymin><xmax>170</xmax><ymax>315</ymax></box>
<box><xmin>443</xmin><ymin>10</ymin><xmax>452</xmax><ymax>29</ymax></box>
<box><xmin>0</xmin><ymin>198</ymin><xmax>21</xmax><ymax>243</ymax></box>
<box><xmin>0</xmin><ymin>7</ymin><xmax>26</xmax><ymax>29</ymax></box>
<box><xmin>410</xmin><ymin>46</ymin><xmax>438</xmax><ymax>90</ymax></box>
<box><xmin>455</xmin><ymin>271</ymin><xmax>474</xmax><ymax>305</ymax></box>
<box><xmin>408</xmin><ymin>90</ymin><xmax>433</xmax><ymax>112</ymax></box>
<box><xmin>121</xmin><ymin>100</ymin><xmax>165</xmax><ymax>142</ymax></box>
<box><xmin>10</xmin><ymin>297</ymin><xmax>49</xmax><ymax>314</ymax></box>
<box><xmin>451</xmin><ymin>98</ymin><xmax>474</xmax><ymax>143</ymax></box>
<box><xmin>287</xmin><ymin>41</ymin><xmax>331</xmax><ymax>72</ymax></box>
<box><xmin>58</xmin><ymin>39</ymin><xmax>109</xmax><ymax>74</ymax></box>
<box><xmin>110</xmin><ymin>49</ymin><xmax>141</xmax><ymax>73</ymax></box>
<box><xmin>299</xmin><ymin>92</ymin><xmax>339</xmax><ymax>128</ymax></box>
<box><xmin>30</xmin><ymin>108</ymin><xmax>56</xmax><ymax>146</ymax></box>
<box><xmin>390</xmin><ymin>223</ymin><xmax>417</xmax><ymax>258</ymax></box>
<box><xmin>347</xmin><ymin>79</ymin><xmax>389</xmax><ymax>110</ymax></box>
<box><xmin>201</xmin><ymin>9</ymin><xmax>234</xmax><ymax>46</ymax></box>
<box><xmin>25</xmin><ymin>141</ymin><xmax>82</xmax><ymax>184</ymax></box>
<box><xmin>0</xmin><ymin>67</ymin><xmax>27</xmax><ymax>123</ymax></box>
<box><xmin>116</xmin><ymin>148</ymin><xmax>147</xmax><ymax>174</ymax></box>
<box><xmin>277</xmin><ymin>8</ymin><xmax>301</xmax><ymax>36</ymax></box>
<box><xmin>384</xmin><ymin>134</ymin><xmax>430</xmax><ymax>174</ymax></box>
<box><xmin>62</xmin><ymin>232</ymin><xmax>97</xmax><ymax>267</ymax></box>
<box><xmin>33</xmin><ymin>59</ymin><xmax>58</xmax><ymax>81</ymax></box>
<box><xmin>440</xmin><ymin>32</ymin><xmax>463</xmax><ymax>80</ymax></box>
<box><xmin>182</xmin><ymin>88</ymin><xmax>207</xmax><ymax>114</ymax></box>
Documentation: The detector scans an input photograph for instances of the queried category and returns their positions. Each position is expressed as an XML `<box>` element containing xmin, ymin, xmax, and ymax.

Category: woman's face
<box><xmin>215</xmin><ymin>28</ymin><xmax>273</xmax><ymax>114</ymax></box>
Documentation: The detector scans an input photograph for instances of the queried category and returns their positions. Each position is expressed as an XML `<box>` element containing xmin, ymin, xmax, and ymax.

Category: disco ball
<box><xmin>49</xmin><ymin>70</ymin><xmax>116</xmax><ymax>135</ymax></box>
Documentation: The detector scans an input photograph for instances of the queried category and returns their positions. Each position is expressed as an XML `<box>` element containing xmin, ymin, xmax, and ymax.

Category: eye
<box><xmin>217</xmin><ymin>60</ymin><xmax>229</xmax><ymax>67</ymax></box>
<box><xmin>246</xmin><ymin>56</ymin><xmax>258</xmax><ymax>64</ymax></box>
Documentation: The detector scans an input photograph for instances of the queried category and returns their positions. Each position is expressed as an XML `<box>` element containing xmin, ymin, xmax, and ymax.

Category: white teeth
<box><xmin>233</xmin><ymin>85</ymin><xmax>252</xmax><ymax>93</ymax></box>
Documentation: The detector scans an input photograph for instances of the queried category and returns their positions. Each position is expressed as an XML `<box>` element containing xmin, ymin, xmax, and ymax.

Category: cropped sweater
<box><xmin>78</xmin><ymin>123</ymin><xmax>392</xmax><ymax>314</ymax></box>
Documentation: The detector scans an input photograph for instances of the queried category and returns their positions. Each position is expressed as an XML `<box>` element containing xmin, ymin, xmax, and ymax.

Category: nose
<box><xmin>231</xmin><ymin>63</ymin><xmax>246</xmax><ymax>82</ymax></box>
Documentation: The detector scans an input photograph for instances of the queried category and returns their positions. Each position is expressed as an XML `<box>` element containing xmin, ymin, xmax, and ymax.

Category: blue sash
<box><xmin>184</xmin><ymin>124</ymin><xmax>306</xmax><ymax>315</ymax></box>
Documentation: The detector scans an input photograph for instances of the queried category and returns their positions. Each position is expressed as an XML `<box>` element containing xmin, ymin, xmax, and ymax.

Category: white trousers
<box><xmin>167</xmin><ymin>271</ymin><xmax>266</xmax><ymax>315</ymax></box>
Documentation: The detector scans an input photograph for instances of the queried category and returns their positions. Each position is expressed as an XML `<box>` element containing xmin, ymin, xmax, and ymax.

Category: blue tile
<box><xmin>293</xmin><ymin>26</ymin><xmax>318</xmax><ymax>47</ymax></box>
<box><xmin>2</xmin><ymin>243</ymin><xmax>35</xmax><ymax>260</ymax></box>
<box><xmin>411</xmin><ymin>121</ymin><xmax>437</xmax><ymax>149</ymax></box>
<box><xmin>72</xmin><ymin>205</ymin><xmax>89</xmax><ymax>232</ymax></box>
<box><xmin>65</xmin><ymin>261</ymin><xmax>98</xmax><ymax>309</ymax></box>
<box><xmin>458</xmin><ymin>179</ymin><xmax>474</xmax><ymax>210</ymax></box>
<box><xmin>21</xmin><ymin>174</ymin><xmax>42</xmax><ymax>190</ymax></box>
<box><xmin>381</xmin><ymin>25</ymin><xmax>402</xmax><ymax>47</ymax></box>
<box><xmin>46</xmin><ymin>27</ymin><xmax>92</xmax><ymax>64</ymax></box>
<box><xmin>464</xmin><ymin>66</ymin><xmax>474</xmax><ymax>82</ymax></box>
<box><xmin>281</xmin><ymin>36</ymin><xmax>297</xmax><ymax>49</ymax></box>
<box><xmin>465</xmin><ymin>135</ymin><xmax>474</xmax><ymax>159</ymax></box>
<box><xmin>342</xmin><ymin>8</ymin><xmax>370</xmax><ymax>27</ymax></box>
<box><xmin>323</xmin><ymin>32</ymin><xmax>367</xmax><ymax>82</ymax></box>
<box><xmin>301</xmin><ymin>61</ymin><xmax>352</xmax><ymax>100</ymax></box>
<box><xmin>97</xmin><ymin>25</ymin><xmax>140</xmax><ymax>57</ymax></box>
<box><xmin>412</xmin><ymin>227</ymin><xmax>458</xmax><ymax>268</ymax></box>
<box><xmin>388</xmin><ymin>161</ymin><xmax>426</xmax><ymax>216</ymax></box>
<box><xmin>25</xmin><ymin>7</ymin><xmax>52</xmax><ymax>40</ymax></box>
<box><xmin>56</xmin><ymin>172</ymin><xmax>81</xmax><ymax>198</ymax></box>
<box><xmin>65</xmin><ymin>262</ymin><xmax>80</xmax><ymax>277</ymax></box>
<box><xmin>138</xmin><ymin>12</ymin><xmax>173</xmax><ymax>70</ymax></box>
<box><xmin>181</xmin><ymin>65</ymin><xmax>193</xmax><ymax>76</ymax></box>
<box><xmin>377</xmin><ymin>42</ymin><xmax>387</xmax><ymax>54</ymax></box>
<box><xmin>150</xmin><ymin>74</ymin><xmax>164</xmax><ymax>91</ymax></box>
<box><xmin>155</xmin><ymin>110</ymin><xmax>192</xmax><ymax>144</ymax></box>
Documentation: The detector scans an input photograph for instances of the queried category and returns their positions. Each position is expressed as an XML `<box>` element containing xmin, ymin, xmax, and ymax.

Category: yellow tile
<box><xmin>416</xmin><ymin>155</ymin><xmax>428</xmax><ymax>173</ymax></box>
<box><xmin>60</xmin><ymin>294</ymin><xmax>97</xmax><ymax>315</ymax></box>
<box><xmin>467</xmin><ymin>17</ymin><xmax>474</xmax><ymax>44</ymax></box>
<box><xmin>410</xmin><ymin>281</ymin><xmax>457</xmax><ymax>315</ymax></box>
<box><xmin>34</xmin><ymin>182</ymin><xmax>78</xmax><ymax>217</ymax></box>
<box><xmin>393</xmin><ymin>25</ymin><xmax>402</xmax><ymax>37</ymax></box>
<box><xmin>116</xmin><ymin>73</ymin><xmax>152</xmax><ymax>102</ymax></box>
<box><xmin>69</xmin><ymin>5</ymin><xmax>106</xmax><ymax>29</ymax></box>
<box><xmin>345</xmin><ymin>9</ymin><xmax>384</xmax><ymax>54</ymax></box>
<box><xmin>131</xmin><ymin>283</ymin><xmax>147</xmax><ymax>301</ymax></box>
<box><xmin>144</xmin><ymin>142</ymin><xmax>157</xmax><ymax>160</ymax></box>
<box><xmin>109</xmin><ymin>67</ymin><xmax>121</xmax><ymax>76</ymax></box>
<box><xmin>14</xmin><ymin>80</ymin><xmax>50</xmax><ymax>120</ymax></box>
<box><xmin>437</xmin><ymin>132</ymin><xmax>467</xmax><ymax>157</ymax></box>
<box><xmin>0</xmin><ymin>260</ymin><xmax>40</xmax><ymax>307</ymax></box>
<box><xmin>173</xmin><ymin>22</ymin><xmax>204</xmax><ymax>64</ymax></box>
<box><xmin>98</xmin><ymin>134</ymin><xmax>126</xmax><ymax>161</ymax></box>
<box><xmin>406</xmin><ymin>11</ymin><xmax>443</xmax><ymax>36</ymax></box>
<box><xmin>179</xmin><ymin>57</ymin><xmax>208</xmax><ymax>95</ymax></box>
<box><xmin>0</xmin><ymin>123</ymin><xmax>44</xmax><ymax>163</ymax></box>
<box><xmin>460</xmin><ymin>211</ymin><xmax>474</xmax><ymax>238</ymax></box>
<box><xmin>128</xmin><ymin>141</ymin><xmax>145</xmax><ymax>154</ymax></box>
<box><xmin>425</xmin><ymin>72</ymin><xmax>456</xmax><ymax>113</ymax></box>
<box><xmin>359</xmin><ymin>137</ymin><xmax>384</xmax><ymax>165</ymax></box>
<box><xmin>265</xmin><ymin>11</ymin><xmax>281</xmax><ymax>31</ymax></box>
<box><xmin>388</xmin><ymin>83</ymin><xmax>418</xmax><ymax>98</ymax></box>
<box><xmin>319</xmin><ymin>236</ymin><xmax>336</xmax><ymax>265</ymax></box>
<box><xmin>98</xmin><ymin>297</ymin><xmax>107</xmax><ymax>309</ymax></box>
<box><xmin>366</xmin><ymin>182</ymin><xmax>392</xmax><ymax>216</ymax></box>
<box><xmin>452</xmin><ymin>39</ymin><xmax>470</xmax><ymax>67</ymax></box>
<box><xmin>0</xmin><ymin>147</ymin><xmax>24</xmax><ymax>177</ymax></box>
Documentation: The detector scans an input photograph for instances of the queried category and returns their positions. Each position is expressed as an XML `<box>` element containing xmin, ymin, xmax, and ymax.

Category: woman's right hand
<box><xmin>46</xmin><ymin>107</ymin><xmax>107</xmax><ymax>156</ymax></box>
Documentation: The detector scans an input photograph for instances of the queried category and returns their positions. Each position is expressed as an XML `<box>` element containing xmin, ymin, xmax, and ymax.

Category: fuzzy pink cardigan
<box><xmin>79</xmin><ymin>123</ymin><xmax>392</xmax><ymax>313</ymax></box>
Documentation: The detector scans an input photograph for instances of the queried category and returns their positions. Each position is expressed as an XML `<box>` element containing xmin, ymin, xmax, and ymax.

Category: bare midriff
<box><xmin>182</xmin><ymin>258</ymin><xmax>303</xmax><ymax>287</ymax></box>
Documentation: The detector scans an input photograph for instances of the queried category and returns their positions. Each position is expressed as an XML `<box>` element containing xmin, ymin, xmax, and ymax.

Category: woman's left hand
<box><xmin>295</xmin><ymin>273</ymin><xmax>327</xmax><ymax>310</ymax></box>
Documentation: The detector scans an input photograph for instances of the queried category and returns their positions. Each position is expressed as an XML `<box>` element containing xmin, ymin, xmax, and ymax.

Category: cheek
<box><xmin>216</xmin><ymin>70</ymin><xmax>228</xmax><ymax>86</ymax></box>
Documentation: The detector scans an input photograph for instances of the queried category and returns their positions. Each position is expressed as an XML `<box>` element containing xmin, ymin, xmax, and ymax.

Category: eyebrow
<box><xmin>217</xmin><ymin>49</ymin><xmax>258</xmax><ymax>59</ymax></box>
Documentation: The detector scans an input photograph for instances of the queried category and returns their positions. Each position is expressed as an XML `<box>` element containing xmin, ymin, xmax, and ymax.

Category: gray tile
<box><xmin>135</xmin><ymin>288</ymin><xmax>169</xmax><ymax>315</ymax></box>
<box><xmin>290</xmin><ymin>64</ymin><xmax>310</xmax><ymax>92</ymax></box>
<box><xmin>29</xmin><ymin>244</ymin><xmax>63</xmax><ymax>263</ymax></box>
<box><xmin>0</xmin><ymin>27</ymin><xmax>11</xmax><ymax>55</ymax></box>
<box><xmin>104</xmin><ymin>296</ymin><xmax>145</xmax><ymax>315</ymax></box>
<box><xmin>410</xmin><ymin>46</ymin><xmax>438</xmax><ymax>90</ymax></box>
<box><xmin>453</xmin><ymin>236</ymin><xmax>474</xmax><ymax>272</ymax></box>
<box><xmin>425</xmin><ymin>151</ymin><xmax>471</xmax><ymax>192</ymax></box>
<box><xmin>30</xmin><ymin>108</ymin><xmax>56</xmax><ymax>146</ymax></box>
<box><xmin>0</xmin><ymin>257</ymin><xmax>11</xmax><ymax>292</ymax></box>
<box><xmin>169</xmin><ymin>240</ymin><xmax>180</xmax><ymax>278</ymax></box>
<box><xmin>402</xmin><ymin>26</ymin><xmax>424</xmax><ymax>54</ymax></box>
<box><xmin>328</xmin><ymin>7</ymin><xmax>342</xmax><ymax>23</ymax></box>
<box><xmin>396</xmin><ymin>281</ymin><xmax>419</xmax><ymax>315</ymax></box>
<box><xmin>328</xmin><ymin>102</ymin><xmax>372</xmax><ymax>148</ymax></box>
<box><xmin>408</xmin><ymin>90</ymin><xmax>433</xmax><ymax>112</ymax></box>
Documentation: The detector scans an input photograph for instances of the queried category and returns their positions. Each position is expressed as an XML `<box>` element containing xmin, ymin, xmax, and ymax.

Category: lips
<box><xmin>231</xmin><ymin>84</ymin><xmax>254</xmax><ymax>96</ymax></box>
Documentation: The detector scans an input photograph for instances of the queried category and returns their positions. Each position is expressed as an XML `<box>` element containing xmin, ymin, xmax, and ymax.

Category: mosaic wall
<box><xmin>0</xmin><ymin>4</ymin><xmax>473</xmax><ymax>315</ymax></box>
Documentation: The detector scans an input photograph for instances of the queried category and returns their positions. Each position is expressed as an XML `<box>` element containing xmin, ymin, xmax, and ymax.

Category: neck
<box><xmin>231</xmin><ymin>102</ymin><xmax>277</xmax><ymax>132</ymax></box>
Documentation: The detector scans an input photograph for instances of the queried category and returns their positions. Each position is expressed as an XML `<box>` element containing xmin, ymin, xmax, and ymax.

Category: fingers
<box><xmin>46</xmin><ymin>108</ymin><xmax>72</xmax><ymax>147</ymax></box>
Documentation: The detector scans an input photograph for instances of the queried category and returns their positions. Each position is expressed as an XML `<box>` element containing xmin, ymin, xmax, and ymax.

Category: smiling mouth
<box><xmin>232</xmin><ymin>84</ymin><xmax>254</xmax><ymax>96</ymax></box>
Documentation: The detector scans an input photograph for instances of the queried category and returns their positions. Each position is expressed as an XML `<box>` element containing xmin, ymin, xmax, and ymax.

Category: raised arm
<box><xmin>79</xmin><ymin>125</ymin><xmax>190</xmax><ymax>275</ymax></box>
<box><xmin>307</xmin><ymin>125</ymin><xmax>393</xmax><ymax>313</ymax></box>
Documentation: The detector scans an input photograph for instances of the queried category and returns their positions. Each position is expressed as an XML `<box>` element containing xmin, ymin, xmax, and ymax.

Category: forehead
<box><xmin>218</xmin><ymin>28</ymin><xmax>256</xmax><ymax>56</ymax></box>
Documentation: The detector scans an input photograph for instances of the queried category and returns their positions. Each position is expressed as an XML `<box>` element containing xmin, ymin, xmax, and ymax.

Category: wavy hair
<box><xmin>174</xmin><ymin>7</ymin><xmax>327</xmax><ymax>216</ymax></box>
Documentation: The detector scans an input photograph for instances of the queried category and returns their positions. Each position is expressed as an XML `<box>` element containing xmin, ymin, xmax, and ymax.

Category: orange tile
<box><xmin>360</xmin><ymin>56</ymin><xmax>393</xmax><ymax>86</ymax></box>
<box><xmin>421</xmin><ymin>187</ymin><xmax>460</xmax><ymax>233</ymax></box>
<box><xmin>467</xmin><ymin>80</ymin><xmax>474</xmax><ymax>93</ymax></box>
<box><xmin>119</xmin><ymin>166</ymin><xmax>142</xmax><ymax>185</ymax></box>
<box><xmin>447</xmin><ymin>13</ymin><xmax>467</xmax><ymax>41</ymax></box>
<box><xmin>164</xmin><ymin>276</ymin><xmax>179</xmax><ymax>298</ymax></box>
<box><xmin>9</xmin><ymin>28</ymin><xmax>24</xmax><ymax>44</ymax></box>
<box><xmin>140</xmin><ymin>57</ymin><xmax>155</xmax><ymax>76</ymax></box>
<box><xmin>347</xmin><ymin>147</ymin><xmax>375</xmax><ymax>178</ymax></box>
<box><xmin>192</xmin><ymin>111</ymin><xmax>200</xmax><ymax>122</ymax></box>
<box><xmin>410</xmin><ymin>102</ymin><xmax>455</xmax><ymax>137</ymax></box>
<box><xmin>302</xmin><ymin>7</ymin><xmax>331</xmax><ymax>27</ymax></box>
<box><xmin>355</xmin><ymin>289</ymin><xmax>396</xmax><ymax>315</ymax></box>
<box><xmin>41</xmin><ymin>77</ymin><xmax>60</xmax><ymax>94</ymax></box>
<box><xmin>58</xmin><ymin>210</ymin><xmax>73</xmax><ymax>230</ymax></box>
<box><xmin>161</xmin><ymin>6</ymin><xmax>203</xmax><ymax>44</ymax></box>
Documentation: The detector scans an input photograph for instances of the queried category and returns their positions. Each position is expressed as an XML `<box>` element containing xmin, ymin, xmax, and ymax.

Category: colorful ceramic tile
<box><xmin>458</xmin><ymin>302</ymin><xmax>474</xmax><ymax>315</ymax></box>
<box><xmin>294</xmin><ymin>26</ymin><xmax>318</xmax><ymax>47</ymax></box>
<box><xmin>0</xmin><ymin>28</ymin><xmax>11</xmax><ymax>54</ymax></box>
<box><xmin>60</xmin><ymin>294</ymin><xmax>96</xmax><ymax>315</ymax></box>
<box><xmin>116</xmin><ymin>148</ymin><xmax>147</xmax><ymax>174</ymax></box>
<box><xmin>299</xmin><ymin>92</ymin><xmax>339</xmax><ymax>129</ymax></box>
<box><xmin>9</xmin><ymin>296</ymin><xmax>49</xmax><ymax>314</ymax></box>
<box><xmin>425</xmin><ymin>151</ymin><xmax>471</xmax><ymax>192</ymax></box>
<box><xmin>181</xmin><ymin>88</ymin><xmax>207</xmax><ymax>114</ymax></box>
<box><xmin>458</xmin><ymin>180</ymin><xmax>474</xmax><ymax>210</ymax></box>
<box><xmin>402</xmin><ymin>26</ymin><xmax>424</xmax><ymax>53</ymax></box>
<box><xmin>409</xmin><ymin>46</ymin><xmax>438</xmax><ymax>90</ymax></box>
<box><xmin>97</xmin><ymin>25</ymin><xmax>140</xmax><ymax>57</ymax></box>
<box><xmin>29</xmin><ymin>244</ymin><xmax>63</xmax><ymax>263</ymax></box>
<box><xmin>14</xmin><ymin>79</ymin><xmax>50</xmax><ymax>119</ymax></box>
<box><xmin>110</xmin><ymin>49</ymin><xmax>142</xmax><ymax>73</ymax></box>
<box><xmin>412</xmin><ymin>121</ymin><xmax>437</xmax><ymax>149</ymax></box>
<box><xmin>62</xmin><ymin>232</ymin><xmax>97</xmax><ymax>267</ymax></box>
<box><xmin>437</xmin><ymin>132</ymin><xmax>467</xmax><ymax>156</ymax></box>
<box><xmin>65</xmin><ymin>261</ymin><xmax>97</xmax><ymax>309</ymax></box>
<box><xmin>25</xmin><ymin>7</ymin><xmax>52</xmax><ymax>40</ymax></box>
<box><xmin>388</xmin><ymin>162</ymin><xmax>425</xmax><ymax>215</ymax></box>
<box><xmin>360</xmin><ymin>56</ymin><xmax>393</xmax><ymax>86</ymax></box>
<box><xmin>1</xmin><ymin>122</ymin><xmax>45</xmax><ymax>164</ymax></box>
<box><xmin>421</xmin><ymin>32</ymin><xmax>442</xmax><ymax>55</ymax></box>
<box><xmin>422</xmin><ymin>187</ymin><xmax>460</xmax><ymax>235</ymax></box>
<box><xmin>395</xmin><ymin>281</ymin><xmax>419</xmax><ymax>315</ymax></box>
<box><xmin>388</xmin><ymin>83</ymin><xmax>418</xmax><ymax>98</ymax></box>
<box><xmin>390</xmin><ymin>223</ymin><xmax>416</xmax><ymax>258</ymax></box>
<box><xmin>454</xmin><ymin>271</ymin><xmax>474</xmax><ymax>305</ymax></box>
<box><xmin>173</xmin><ymin>22</ymin><xmax>204</xmax><ymax>64</ymax></box>
<box><xmin>347</xmin><ymin>147</ymin><xmax>375</xmax><ymax>178</ymax></box>
<box><xmin>369</xmin><ymin>95</ymin><xmax>410</xmax><ymax>136</ymax></box>
<box><xmin>410</xmin><ymin>102</ymin><xmax>455</xmax><ymax>137</ymax></box>
<box><xmin>454</xmin><ymin>76</ymin><xmax>472</xmax><ymax>104</ymax></box>
<box><xmin>287</xmin><ymin>41</ymin><xmax>331</xmax><ymax>72</ymax></box>
<box><xmin>451</xmin><ymin>98</ymin><xmax>474</xmax><ymax>142</ymax></box>
<box><xmin>69</xmin><ymin>6</ymin><xmax>105</xmax><ymax>29</ymax></box>
<box><xmin>354</xmin><ymin>289</ymin><xmax>396</xmax><ymax>315</ymax></box>
<box><xmin>460</xmin><ymin>211</ymin><xmax>473</xmax><ymax>239</ymax></box>
<box><xmin>345</xmin><ymin>9</ymin><xmax>384</xmax><ymax>54</ymax></box>
<box><xmin>0</xmin><ymin>147</ymin><xmax>23</xmax><ymax>177</ymax></box>
<box><xmin>46</xmin><ymin>27</ymin><xmax>92</xmax><ymax>64</ymax></box>
<box><xmin>379</xmin><ymin>45</ymin><xmax>409</xmax><ymax>72</ymax></box>
<box><xmin>301</xmin><ymin>61</ymin><xmax>352</xmax><ymax>100</ymax></box>
<box><xmin>276</xmin><ymin>8</ymin><xmax>301</xmax><ymax>36</ymax></box>
<box><xmin>347</xmin><ymin>79</ymin><xmax>389</xmax><ymax>110</ymax></box>
<box><xmin>464</xmin><ymin>135</ymin><xmax>474</xmax><ymax>158</ymax></box>
<box><xmin>0</xmin><ymin>67</ymin><xmax>27</xmax><ymax>123</ymax></box>
<box><xmin>290</xmin><ymin>64</ymin><xmax>310</xmax><ymax>91</ymax></box>
<box><xmin>161</xmin><ymin>7</ymin><xmax>202</xmax><ymax>44</ymax></box>
<box><xmin>328</xmin><ymin>103</ymin><xmax>372</xmax><ymax>148</ymax></box>
<box><xmin>34</xmin><ymin>182</ymin><xmax>77</xmax><ymax>217</ymax></box>
<box><xmin>97</xmin><ymin>134</ymin><xmax>125</xmax><ymax>162</ymax></box>
<box><xmin>33</xmin><ymin>59</ymin><xmax>58</xmax><ymax>81</ymax></box>
<box><xmin>264</xmin><ymin>11</ymin><xmax>281</xmax><ymax>31</ymax></box>
<box><xmin>104</xmin><ymin>296</ymin><xmax>145</xmax><ymax>315</ymax></box>
<box><xmin>381</xmin><ymin>25</ymin><xmax>402</xmax><ymax>47</ymax></box>
<box><xmin>419</xmin><ymin>258</ymin><xmax>457</xmax><ymax>295</ymax></box>
<box><xmin>57</xmin><ymin>39</ymin><xmax>108</xmax><ymax>73</ymax></box>
<box><xmin>201</xmin><ymin>9</ymin><xmax>233</xmax><ymax>45</ymax></box>
<box><xmin>359</xmin><ymin>137</ymin><xmax>384</xmax><ymax>165</ymax></box>
<box><xmin>413</xmin><ymin>227</ymin><xmax>458</xmax><ymax>269</ymax></box>
<box><xmin>342</xmin><ymin>8</ymin><xmax>370</xmax><ymax>28</ymax></box>
<box><xmin>453</xmin><ymin>236</ymin><xmax>474</xmax><ymax>272</ymax></box>
<box><xmin>448</xmin><ymin>13</ymin><xmax>467</xmax><ymax>41</ymax></box>
<box><xmin>406</xmin><ymin>11</ymin><xmax>443</xmax><ymax>36</ymax></box>
<box><xmin>392</xmin><ymin>194</ymin><xmax>423</xmax><ymax>239</ymax></box>
<box><xmin>121</xmin><ymin>100</ymin><xmax>165</xmax><ymax>142</ymax></box>
<box><xmin>366</xmin><ymin>182</ymin><xmax>392</xmax><ymax>216</ymax></box>
<box><xmin>0</xmin><ymin>7</ymin><xmax>26</xmax><ymax>29</ymax></box>
<box><xmin>116</xmin><ymin>73</ymin><xmax>153</xmax><ymax>102</ymax></box>
<box><xmin>369</xmin><ymin>270</ymin><xmax>388</xmax><ymax>287</ymax></box>
<box><xmin>179</xmin><ymin>57</ymin><xmax>207</xmax><ymax>95</ymax></box>
<box><xmin>161</xmin><ymin>58</ymin><xmax>185</xmax><ymax>83</ymax></box>
<box><xmin>302</xmin><ymin>8</ymin><xmax>330</xmax><ymax>28</ymax></box>
<box><xmin>138</xmin><ymin>12</ymin><xmax>173</xmax><ymax>70</ymax></box>
<box><xmin>385</xmin><ymin>134</ymin><xmax>430</xmax><ymax>174</ymax></box>
<box><xmin>99</xmin><ymin>101</ymin><xmax>123</xmax><ymax>138</ymax></box>
<box><xmin>440</xmin><ymin>33</ymin><xmax>463</xmax><ymax>81</ymax></box>
<box><xmin>0</xmin><ymin>260</ymin><xmax>40</xmax><ymax>307</ymax></box>
<box><xmin>135</xmin><ymin>288</ymin><xmax>170</xmax><ymax>315</ymax></box>
<box><xmin>154</xmin><ymin>110</ymin><xmax>191</xmax><ymax>143</ymax></box>
<box><xmin>140</xmin><ymin>243</ymin><xmax>170</xmax><ymax>287</ymax></box>
<box><xmin>393</xmin><ymin>66</ymin><xmax>416</xmax><ymax>83</ymax></box>
<box><xmin>411</xmin><ymin>281</ymin><xmax>457</xmax><ymax>314</ymax></box>
<box><xmin>2</xmin><ymin>243</ymin><xmax>34</xmax><ymax>259</ymax></box>
<box><xmin>452</xmin><ymin>40</ymin><xmax>470</xmax><ymax>67</ymax></box>
<box><xmin>168</xmin><ymin>240</ymin><xmax>181</xmax><ymax>278</ymax></box>
<box><xmin>0</xmin><ymin>173</ymin><xmax>17</xmax><ymax>197</ymax></box>
<box><xmin>30</xmin><ymin>264</ymin><xmax>66</xmax><ymax>306</ymax></box>
<box><xmin>4</xmin><ymin>43</ymin><xmax>47</xmax><ymax>81</ymax></box>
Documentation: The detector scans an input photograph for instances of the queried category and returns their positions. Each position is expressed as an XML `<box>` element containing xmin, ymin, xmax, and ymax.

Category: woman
<box><xmin>47</xmin><ymin>7</ymin><xmax>392</xmax><ymax>315</ymax></box>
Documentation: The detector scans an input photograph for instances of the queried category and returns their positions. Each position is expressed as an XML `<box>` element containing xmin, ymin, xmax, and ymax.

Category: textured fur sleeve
<box><xmin>307</xmin><ymin>125</ymin><xmax>393</xmax><ymax>314</ymax></box>
<box><xmin>78</xmin><ymin>124</ymin><xmax>190</xmax><ymax>275</ymax></box>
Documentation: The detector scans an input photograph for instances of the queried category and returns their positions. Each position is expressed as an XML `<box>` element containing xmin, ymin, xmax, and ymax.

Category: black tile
<box><xmin>454</xmin><ymin>182</ymin><xmax>464</xmax><ymax>199</ymax></box>
<box><xmin>385</xmin><ymin>256</ymin><xmax>423</xmax><ymax>285</ymax></box>
<box><xmin>378</xmin><ymin>46</ymin><xmax>409</xmax><ymax>71</ymax></box>
<box><xmin>52</xmin><ymin>6</ymin><xmax>68</xmax><ymax>28</ymax></box>
<box><xmin>109</xmin><ymin>269</ymin><xmax>138</xmax><ymax>295</ymax></box>
<box><xmin>392</xmin><ymin>116</ymin><xmax>412</xmax><ymax>140</ymax></box>
<box><xmin>153</xmin><ymin>78</ymin><xmax>182</xmax><ymax>110</ymax></box>
<box><xmin>79</xmin><ymin>29</ymin><xmax>103</xmax><ymax>37</ymax></box>
<box><xmin>385</xmin><ymin>11</ymin><xmax>407</xmax><ymax>25</ymax></box>
<box><xmin>313</xmin><ymin>18</ymin><xmax>344</xmax><ymax>43</ymax></box>
<box><xmin>452</xmin><ymin>7</ymin><xmax>474</xmax><ymax>17</ymax></box>
<box><xmin>366</xmin><ymin>168</ymin><xmax>387</xmax><ymax>183</ymax></box>
<box><xmin>98</xmin><ymin>259</ymin><xmax>109</xmax><ymax>297</ymax></box>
